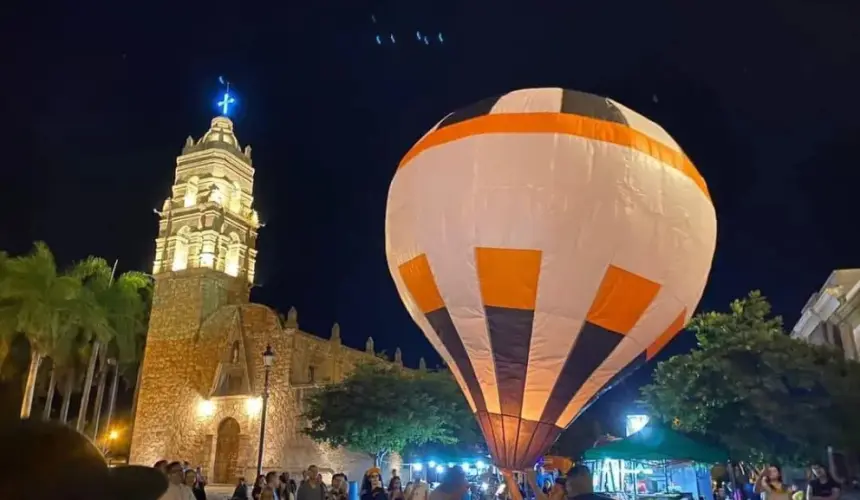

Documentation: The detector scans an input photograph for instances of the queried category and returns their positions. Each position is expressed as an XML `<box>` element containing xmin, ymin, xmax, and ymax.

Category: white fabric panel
<box><xmin>387</xmin><ymin>139</ymin><xmax>502</xmax><ymax>414</ymax></box>
<box><xmin>385</xmin><ymin>163</ymin><xmax>478</xmax><ymax>413</ymax></box>
<box><xmin>555</xmin><ymin>292</ymin><xmax>687</xmax><ymax>427</ymax></box>
<box><xmin>609</xmin><ymin>99</ymin><xmax>682</xmax><ymax>151</ymax></box>
<box><xmin>462</xmin><ymin>132</ymin><xmax>620</xmax><ymax>421</ymax></box>
<box><xmin>490</xmin><ymin>88</ymin><xmax>564</xmax><ymax>114</ymax></box>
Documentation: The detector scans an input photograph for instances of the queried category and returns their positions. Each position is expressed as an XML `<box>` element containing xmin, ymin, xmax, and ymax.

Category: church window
<box><xmin>172</xmin><ymin>226</ymin><xmax>191</xmax><ymax>271</ymax></box>
<box><xmin>308</xmin><ymin>365</ymin><xmax>316</xmax><ymax>383</ymax></box>
<box><xmin>184</xmin><ymin>176</ymin><xmax>199</xmax><ymax>208</ymax></box>
<box><xmin>230</xmin><ymin>341</ymin><xmax>240</xmax><ymax>363</ymax></box>
<box><xmin>200</xmin><ymin>239</ymin><xmax>216</xmax><ymax>268</ymax></box>
<box><xmin>209</xmin><ymin>186</ymin><xmax>224</xmax><ymax>205</ymax></box>
<box><xmin>225</xmin><ymin>233</ymin><xmax>241</xmax><ymax>277</ymax></box>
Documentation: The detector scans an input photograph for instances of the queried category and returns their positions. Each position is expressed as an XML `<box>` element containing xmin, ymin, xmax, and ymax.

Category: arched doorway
<box><xmin>213</xmin><ymin>417</ymin><xmax>241</xmax><ymax>484</ymax></box>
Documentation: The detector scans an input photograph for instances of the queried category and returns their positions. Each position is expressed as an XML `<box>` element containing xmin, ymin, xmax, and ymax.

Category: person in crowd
<box><xmin>362</xmin><ymin>467</ymin><xmax>388</xmax><ymax>500</ymax></box>
<box><xmin>184</xmin><ymin>468</ymin><xmax>206</xmax><ymax>500</ymax></box>
<box><xmin>280</xmin><ymin>472</ymin><xmax>295</xmax><ymax>500</ymax></box>
<box><xmin>389</xmin><ymin>476</ymin><xmax>406</xmax><ymax>500</ymax></box>
<box><xmin>526</xmin><ymin>469</ymin><xmax>565</xmax><ymax>500</ymax></box>
<box><xmin>320</xmin><ymin>473</ymin><xmax>330</xmax><ymax>496</ymax></box>
<box><xmin>755</xmin><ymin>465</ymin><xmax>790</xmax><ymax>500</ymax></box>
<box><xmin>232</xmin><ymin>477</ymin><xmax>249</xmax><ymax>500</ymax></box>
<box><xmin>808</xmin><ymin>463</ymin><xmax>841</xmax><ymax>500</ymax></box>
<box><xmin>299</xmin><ymin>465</ymin><xmax>328</xmax><ymax>500</ymax></box>
<box><xmin>154</xmin><ymin>460</ymin><xmax>169</xmax><ymax>474</ymax></box>
<box><xmin>330</xmin><ymin>473</ymin><xmax>349</xmax><ymax>500</ymax></box>
<box><xmin>430</xmin><ymin>466</ymin><xmax>470</xmax><ymax>500</ymax></box>
<box><xmin>563</xmin><ymin>464</ymin><xmax>605</xmax><ymax>500</ymax></box>
<box><xmin>196</xmin><ymin>467</ymin><xmax>208</xmax><ymax>489</ymax></box>
<box><xmin>266</xmin><ymin>471</ymin><xmax>283</xmax><ymax>500</ymax></box>
<box><xmin>253</xmin><ymin>474</ymin><xmax>267</xmax><ymax>500</ymax></box>
<box><xmin>164</xmin><ymin>461</ymin><xmax>196</xmax><ymax>500</ymax></box>
<box><xmin>405</xmin><ymin>472</ymin><xmax>430</xmax><ymax>500</ymax></box>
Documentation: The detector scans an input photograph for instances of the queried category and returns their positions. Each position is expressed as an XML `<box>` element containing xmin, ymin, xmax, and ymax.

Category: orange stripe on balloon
<box><xmin>398</xmin><ymin>254</ymin><xmax>445</xmax><ymax>314</ymax></box>
<box><xmin>398</xmin><ymin>112</ymin><xmax>710</xmax><ymax>201</ymax></box>
<box><xmin>646</xmin><ymin>309</ymin><xmax>687</xmax><ymax>359</ymax></box>
<box><xmin>585</xmin><ymin>265</ymin><xmax>661</xmax><ymax>335</ymax></box>
<box><xmin>474</xmin><ymin>247</ymin><xmax>543</xmax><ymax>310</ymax></box>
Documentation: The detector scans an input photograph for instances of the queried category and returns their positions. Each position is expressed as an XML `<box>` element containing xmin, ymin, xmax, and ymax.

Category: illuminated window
<box><xmin>184</xmin><ymin>176</ymin><xmax>199</xmax><ymax>208</ymax></box>
<box><xmin>172</xmin><ymin>227</ymin><xmax>191</xmax><ymax>271</ymax></box>
<box><xmin>209</xmin><ymin>186</ymin><xmax>224</xmax><ymax>205</ymax></box>
<box><xmin>200</xmin><ymin>239</ymin><xmax>216</xmax><ymax>268</ymax></box>
<box><xmin>225</xmin><ymin>233</ymin><xmax>241</xmax><ymax>277</ymax></box>
<box><xmin>200</xmin><ymin>251</ymin><xmax>215</xmax><ymax>268</ymax></box>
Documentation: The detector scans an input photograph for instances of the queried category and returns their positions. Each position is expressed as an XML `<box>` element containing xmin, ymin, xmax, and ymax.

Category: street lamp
<box><xmin>256</xmin><ymin>344</ymin><xmax>275</xmax><ymax>476</ymax></box>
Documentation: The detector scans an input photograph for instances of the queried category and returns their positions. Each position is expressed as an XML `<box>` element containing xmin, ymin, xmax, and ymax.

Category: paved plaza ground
<box><xmin>207</xmin><ymin>485</ymin><xmax>236</xmax><ymax>500</ymax></box>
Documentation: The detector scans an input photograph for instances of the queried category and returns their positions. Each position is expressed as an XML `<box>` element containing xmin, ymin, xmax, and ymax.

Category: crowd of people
<box><xmin>146</xmin><ymin>460</ymin><xmax>466</xmax><ymax>500</ymax></box>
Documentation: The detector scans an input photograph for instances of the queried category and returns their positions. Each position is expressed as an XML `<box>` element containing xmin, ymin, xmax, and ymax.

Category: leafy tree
<box><xmin>641</xmin><ymin>291</ymin><xmax>860</xmax><ymax>465</ymax></box>
<box><xmin>302</xmin><ymin>363</ymin><xmax>472</xmax><ymax>466</ymax></box>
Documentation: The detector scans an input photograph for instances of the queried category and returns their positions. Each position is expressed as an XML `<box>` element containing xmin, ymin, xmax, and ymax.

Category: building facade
<box><xmin>129</xmin><ymin>116</ymin><xmax>403</xmax><ymax>482</ymax></box>
<box><xmin>791</xmin><ymin>268</ymin><xmax>860</xmax><ymax>360</ymax></box>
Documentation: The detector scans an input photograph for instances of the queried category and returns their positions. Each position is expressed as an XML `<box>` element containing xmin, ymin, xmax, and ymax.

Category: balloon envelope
<box><xmin>385</xmin><ymin>88</ymin><xmax>716</xmax><ymax>470</ymax></box>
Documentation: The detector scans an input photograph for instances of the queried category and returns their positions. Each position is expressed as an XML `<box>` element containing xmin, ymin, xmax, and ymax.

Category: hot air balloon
<box><xmin>384</xmin><ymin>88</ymin><xmax>716</xmax><ymax>489</ymax></box>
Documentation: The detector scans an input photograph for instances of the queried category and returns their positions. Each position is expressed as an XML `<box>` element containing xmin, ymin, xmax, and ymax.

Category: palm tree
<box><xmin>91</xmin><ymin>271</ymin><xmax>150</xmax><ymax>440</ymax></box>
<box><xmin>58</xmin><ymin>342</ymin><xmax>90</xmax><ymax>423</ymax></box>
<box><xmin>0</xmin><ymin>243</ymin><xmax>86</xmax><ymax>419</ymax></box>
<box><xmin>72</xmin><ymin>258</ymin><xmax>149</xmax><ymax>433</ymax></box>
<box><xmin>70</xmin><ymin>257</ymin><xmax>115</xmax><ymax>432</ymax></box>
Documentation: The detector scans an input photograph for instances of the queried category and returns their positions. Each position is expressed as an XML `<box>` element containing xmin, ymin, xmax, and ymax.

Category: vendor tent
<box><xmin>584</xmin><ymin>422</ymin><xmax>727</xmax><ymax>463</ymax></box>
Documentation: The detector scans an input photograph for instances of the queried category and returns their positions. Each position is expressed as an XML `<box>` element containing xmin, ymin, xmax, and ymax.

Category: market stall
<box><xmin>583</xmin><ymin>423</ymin><xmax>727</xmax><ymax>500</ymax></box>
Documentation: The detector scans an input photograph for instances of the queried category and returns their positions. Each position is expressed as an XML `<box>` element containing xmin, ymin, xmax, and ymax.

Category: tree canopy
<box><xmin>641</xmin><ymin>291</ymin><xmax>860</xmax><ymax>465</ymax></box>
<box><xmin>302</xmin><ymin>362</ymin><xmax>479</xmax><ymax>465</ymax></box>
<box><xmin>0</xmin><ymin>242</ymin><xmax>151</xmax><ymax>421</ymax></box>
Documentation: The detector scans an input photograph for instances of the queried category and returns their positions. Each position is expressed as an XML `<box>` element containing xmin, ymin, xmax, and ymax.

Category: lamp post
<box><xmin>256</xmin><ymin>344</ymin><xmax>275</xmax><ymax>476</ymax></box>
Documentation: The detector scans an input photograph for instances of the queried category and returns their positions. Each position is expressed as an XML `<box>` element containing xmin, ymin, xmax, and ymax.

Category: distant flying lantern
<box><xmin>385</xmin><ymin>88</ymin><xmax>716</xmax><ymax>473</ymax></box>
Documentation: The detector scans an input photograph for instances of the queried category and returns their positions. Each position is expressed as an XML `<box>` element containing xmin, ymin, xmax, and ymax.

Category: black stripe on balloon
<box><xmin>484</xmin><ymin>306</ymin><xmax>534</xmax><ymax>418</ymax></box>
<box><xmin>560</xmin><ymin>90</ymin><xmax>627</xmax><ymax>124</ymax></box>
<box><xmin>577</xmin><ymin>352</ymin><xmax>646</xmax><ymax>420</ymax></box>
<box><xmin>539</xmin><ymin>321</ymin><xmax>624</xmax><ymax>424</ymax></box>
<box><xmin>425</xmin><ymin>308</ymin><xmax>488</xmax><ymax>413</ymax></box>
<box><xmin>436</xmin><ymin>94</ymin><xmax>503</xmax><ymax>130</ymax></box>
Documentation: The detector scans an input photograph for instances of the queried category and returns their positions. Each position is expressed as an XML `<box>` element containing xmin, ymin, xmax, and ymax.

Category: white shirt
<box><xmin>408</xmin><ymin>482</ymin><xmax>431</xmax><ymax>500</ymax></box>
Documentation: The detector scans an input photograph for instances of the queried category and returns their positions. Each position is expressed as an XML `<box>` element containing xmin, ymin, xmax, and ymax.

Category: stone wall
<box><xmin>130</xmin><ymin>269</ymin><xmax>404</xmax><ymax>483</ymax></box>
<box><xmin>129</xmin><ymin>269</ymin><xmax>249</xmax><ymax>466</ymax></box>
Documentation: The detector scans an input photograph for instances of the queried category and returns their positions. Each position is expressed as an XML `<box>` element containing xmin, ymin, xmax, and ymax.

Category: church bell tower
<box><xmin>130</xmin><ymin>89</ymin><xmax>265</xmax><ymax>465</ymax></box>
<box><xmin>152</xmin><ymin>115</ymin><xmax>261</xmax><ymax>285</ymax></box>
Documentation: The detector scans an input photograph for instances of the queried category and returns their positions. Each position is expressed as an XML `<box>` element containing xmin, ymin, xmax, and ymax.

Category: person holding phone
<box><xmin>755</xmin><ymin>465</ymin><xmax>790</xmax><ymax>500</ymax></box>
<box><xmin>362</xmin><ymin>468</ymin><xmax>388</xmax><ymax>500</ymax></box>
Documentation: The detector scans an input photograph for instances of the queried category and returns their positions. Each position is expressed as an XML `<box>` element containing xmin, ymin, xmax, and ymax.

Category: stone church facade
<box><xmin>129</xmin><ymin>116</ymin><xmax>404</xmax><ymax>483</ymax></box>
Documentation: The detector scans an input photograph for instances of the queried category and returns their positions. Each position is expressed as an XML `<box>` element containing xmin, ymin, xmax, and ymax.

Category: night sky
<box><xmin>3</xmin><ymin>0</ymin><xmax>860</xmax><ymax>417</ymax></box>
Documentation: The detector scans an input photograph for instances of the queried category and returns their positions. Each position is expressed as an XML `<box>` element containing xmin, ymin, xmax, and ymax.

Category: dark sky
<box><xmin>3</xmin><ymin>0</ymin><xmax>860</xmax><ymax>416</ymax></box>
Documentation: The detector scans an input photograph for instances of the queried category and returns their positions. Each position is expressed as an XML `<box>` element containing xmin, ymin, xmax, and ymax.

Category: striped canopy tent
<box><xmin>385</xmin><ymin>88</ymin><xmax>717</xmax><ymax>476</ymax></box>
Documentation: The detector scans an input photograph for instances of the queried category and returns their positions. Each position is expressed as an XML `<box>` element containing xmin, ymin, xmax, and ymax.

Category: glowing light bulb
<box><xmin>197</xmin><ymin>400</ymin><xmax>215</xmax><ymax>418</ymax></box>
<box><xmin>246</xmin><ymin>396</ymin><xmax>263</xmax><ymax>416</ymax></box>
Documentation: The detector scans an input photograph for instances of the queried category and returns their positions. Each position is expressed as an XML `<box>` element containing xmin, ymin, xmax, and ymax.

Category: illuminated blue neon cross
<box><xmin>218</xmin><ymin>91</ymin><xmax>235</xmax><ymax>116</ymax></box>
